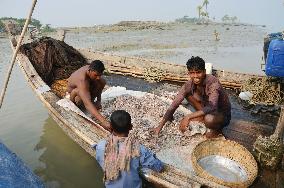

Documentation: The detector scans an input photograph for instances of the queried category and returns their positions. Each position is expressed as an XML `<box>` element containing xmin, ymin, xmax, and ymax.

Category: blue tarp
<box><xmin>0</xmin><ymin>143</ymin><xmax>44</xmax><ymax>188</ymax></box>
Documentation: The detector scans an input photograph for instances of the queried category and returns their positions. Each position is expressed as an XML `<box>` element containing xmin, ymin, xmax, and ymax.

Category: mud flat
<box><xmin>63</xmin><ymin>21</ymin><xmax>267</xmax><ymax>74</ymax></box>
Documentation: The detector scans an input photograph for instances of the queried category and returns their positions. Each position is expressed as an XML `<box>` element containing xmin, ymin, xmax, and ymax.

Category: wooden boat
<box><xmin>79</xmin><ymin>48</ymin><xmax>263</xmax><ymax>91</ymax></box>
<box><xmin>11</xmin><ymin>36</ymin><xmax>283</xmax><ymax>187</ymax></box>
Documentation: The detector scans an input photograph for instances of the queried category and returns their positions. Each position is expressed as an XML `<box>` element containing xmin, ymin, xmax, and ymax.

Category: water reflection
<box><xmin>34</xmin><ymin>116</ymin><xmax>104</xmax><ymax>188</ymax></box>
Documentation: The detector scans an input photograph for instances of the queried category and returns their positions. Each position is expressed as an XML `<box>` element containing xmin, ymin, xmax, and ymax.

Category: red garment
<box><xmin>164</xmin><ymin>74</ymin><xmax>231</xmax><ymax>121</ymax></box>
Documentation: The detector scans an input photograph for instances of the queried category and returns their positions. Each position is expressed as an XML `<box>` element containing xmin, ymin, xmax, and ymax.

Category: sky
<box><xmin>0</xmin><ymin>0</ymin><xmax>283</xmax><ymax>31</ymax></box>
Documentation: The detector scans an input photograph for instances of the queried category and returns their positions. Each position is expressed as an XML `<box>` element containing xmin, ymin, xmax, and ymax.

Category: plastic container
<box><xmin>205</xmin><ymin>63</ymin><xmax>213</xmax><ymax>74</ymax></box>
<box><xmin>265</xmin><ymin>39</ymin><xmax>284</xmax><ymax>77</ymax></box>
<box><xmin>239</xmin><ymin>91</ymin><xmax>253</xmax><ymax>101</ymax></box>
<box><xmin>263</xmin><ymin>32</ymin><xmax>283</xmax><ymax>61</ymax></box>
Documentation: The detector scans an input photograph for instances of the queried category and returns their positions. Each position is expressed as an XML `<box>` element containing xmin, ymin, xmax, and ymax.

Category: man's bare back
<box><xmin>67</xmin><ymin>65</ymin><xmax>89</xmax><ymax>93</ymax></box>
<box><xmin>67</xmin><ymin>60</ymin><xmax>110</xmax><ymax>131</ymax></box>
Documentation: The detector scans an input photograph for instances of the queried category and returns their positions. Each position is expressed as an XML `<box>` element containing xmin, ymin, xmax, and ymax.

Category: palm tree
<box><xmin>197</xmin><ymin>5</ymin><xmax>203</xmax><ymax>19</ymax></box>
<box><xmin>202</xmin><ymin>0</ymin><xmax>209</xmax><ymax>13</ymax></box>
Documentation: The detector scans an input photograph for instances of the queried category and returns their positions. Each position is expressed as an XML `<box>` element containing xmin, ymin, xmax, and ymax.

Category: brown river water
<box><xmin>0</xmin><ymin>23</ymin><xmax>276</xmax><ymax>187</ymax></box>
<box><xmin>0</xmin><ymin>37</ymin><xmax>104</xmax><ymax>188</ymax></box>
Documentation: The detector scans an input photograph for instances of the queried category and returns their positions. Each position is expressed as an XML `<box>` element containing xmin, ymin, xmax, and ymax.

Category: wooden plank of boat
<box><xmin>14</xmin><ymin>43</ymin><xmax>227</xmax><ymax>188</ymax></box>
<box><xmin>223</xmin><ymin>119</ymin><xmax>273</xmax><ymax>151</ymax></box>
<box><xmin>78</xmin><ymin>49</ymin><xmax>264</xmax><ymax>90</ymax></box>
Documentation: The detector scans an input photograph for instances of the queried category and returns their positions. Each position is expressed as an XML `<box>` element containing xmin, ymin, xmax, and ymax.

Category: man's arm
<box><xmin>179</xmin><ymin>83</ymin><xmax>220</xmax><ymax>132</ymax></box>
<box><xmin>78</xmin><ymin>82</ymin><xmax>111</xmax><ymax>131</ymax></box>
<box><xmin>152</xmin><ymin>83</ymin><xmax>190</xmax><ymax>134</ymax></box>
<box><xmin>94</xmin><ymin>140</ymin><xmax>107</xmax><ymax>169</ymax></box>
<box><xmin>93</xmin><ymin>79</ymin><xmax>106</xmax><ymax>110</ymax></box>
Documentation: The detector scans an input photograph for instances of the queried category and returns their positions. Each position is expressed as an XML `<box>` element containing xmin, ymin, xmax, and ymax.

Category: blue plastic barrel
<box><xmin>263</xmin><ymin>32</ymin><xmax>283</xmax><ymax>60</ymax></box>
<box><xmin>265</xmin><ymin>39</ymin><xmax>284</xmax><ymax>77</ymax></box>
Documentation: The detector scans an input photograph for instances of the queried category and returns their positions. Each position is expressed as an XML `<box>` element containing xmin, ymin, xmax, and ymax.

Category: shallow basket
<box><xmin>191</xmin><ymin>139</ymin><xmax>258</xmax><ymax>188</ymax></box>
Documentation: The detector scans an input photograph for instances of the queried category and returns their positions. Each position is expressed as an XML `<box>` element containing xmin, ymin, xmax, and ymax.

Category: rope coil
<box><xmin>241</xmin><ymin>77</ymin><xmax>283</xmax><ymax>105</ymax></box>
<box><xmin>143</xmin><ymin>67</ymin><xmax>164</xmax><ymax>82</ymax></box>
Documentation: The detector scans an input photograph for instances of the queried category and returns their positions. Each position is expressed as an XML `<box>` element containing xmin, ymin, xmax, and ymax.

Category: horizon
<box><xmin>0</xmin><ymin>0</ymin><xmax>283</xmax><ymax>32</ymax></box>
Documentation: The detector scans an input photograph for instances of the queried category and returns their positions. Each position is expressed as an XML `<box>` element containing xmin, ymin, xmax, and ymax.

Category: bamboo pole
<box><xmin>107</xmin><ymin>65</ymin><xmax>242</xmax><ymax>89</ymax></box>
<box><xmin>272</xmin><ymin>106</ymin><xmax>284</xmax><ymax>139</ymax></box>
<box><xmin>0</xmin><ymin>0</ymin><xmax>38</xmax><ymax>108</ymax></box>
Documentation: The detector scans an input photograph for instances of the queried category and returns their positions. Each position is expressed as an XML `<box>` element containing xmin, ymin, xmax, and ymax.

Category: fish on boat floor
<box><xmin>104</xmin><ymin>74</ymin><xmax>284</xmax><ymax>187</ymax></box>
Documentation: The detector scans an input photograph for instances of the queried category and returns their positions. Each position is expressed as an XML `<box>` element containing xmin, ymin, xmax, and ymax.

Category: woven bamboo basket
<box><xmin>191</xmin><ymin>139</ymin><xmax>258</xmax><ymax>188</ymax></box>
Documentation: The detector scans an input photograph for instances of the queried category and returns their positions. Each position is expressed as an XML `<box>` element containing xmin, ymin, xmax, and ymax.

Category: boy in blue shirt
<box><xmin>94</xmin><ymin>110</ymin><xmax>164</xmax><ymax>188</ymax></box>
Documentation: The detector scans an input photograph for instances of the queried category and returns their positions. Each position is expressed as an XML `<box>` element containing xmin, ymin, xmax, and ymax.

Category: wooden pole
<box><xmin>0</xmin><ymin>0</ymin><xmax>38</xmax><ymax>108</ymax></box>
<box><xmin>272</xmin><ymin>106</ymin><xmax>284</xmax><ymax>139</ymax></box>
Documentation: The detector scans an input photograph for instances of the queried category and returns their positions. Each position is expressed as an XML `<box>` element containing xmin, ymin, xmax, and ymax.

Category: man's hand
<box><xmin>150</xmin><ymin>126</ymin><xmax>162</xmax><ymax>135</ymax></box>
<box><xmin>102</xmin><ymin>121</ymin><xmax>112</xmax><ymax>132</ymax></box>
<box><xmin>179</xmin><ymin>117</ymin><xmax>190</xmax><ymax>133</ymax></box>
<box><xmin>150</xmin><ymin>118</ymin><xmax>170</xmax><ymax>135</ymax></box>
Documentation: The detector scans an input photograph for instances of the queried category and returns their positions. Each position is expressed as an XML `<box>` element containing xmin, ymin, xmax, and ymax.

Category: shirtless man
<box><xmin>152</xmin><ymin>56</ymin><xmax>231</xmax><ymax>138</ymax></box>
<box><xmin>67</xmin><ymin>60</ymin><xmax>111</xmax><ymax>131</ymax></box>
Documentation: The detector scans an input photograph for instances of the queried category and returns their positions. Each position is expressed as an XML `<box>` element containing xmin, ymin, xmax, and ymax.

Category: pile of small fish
<box><xmin>101</xmin><ymin>94</ymin><xmax>201</xmax><ymax>152</ymax></box>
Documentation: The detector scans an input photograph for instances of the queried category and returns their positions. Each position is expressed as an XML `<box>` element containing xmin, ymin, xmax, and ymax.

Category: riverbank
<box><xmin>61</xmin><ymin>21</ymin><xmax>267</xmax><ymax>74</ymax></box>
<box><xmin>62</xmin><ymin>20</ymin><xmax>266</xmax><ymax>34</ymax></box>
<box><xmin>2</xmin><ymin>20</ymin><xmax>268</xmax><ymax>74</ymax></box>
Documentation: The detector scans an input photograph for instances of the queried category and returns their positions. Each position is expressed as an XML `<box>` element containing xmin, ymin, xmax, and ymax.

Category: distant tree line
<box><xmin>175</xmin><ymin>16</ymin><xmax>200</xmax><ymax>23</ymax></box>
<box><xmin>176</xmin><ymin>0</ymin><xmax>239</xmax><ymax>25</ymax></box>
<box><xmin>221</xmin><ymin>15</ymin><xmax>238</xmax><ymax>23</ymax></box>
<box><xmin>0</xmin><ymin>17</ymin><xmax>55</xmax><ymax>33</ymax></box>
<box><xmin>41</xmin><ymin>24</ymin><xmax>56</xmax><ymax>33</ymax></box>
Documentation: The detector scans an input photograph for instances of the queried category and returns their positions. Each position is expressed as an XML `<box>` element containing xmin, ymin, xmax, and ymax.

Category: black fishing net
<box><xmin>19</xmin><ymin>37</ymin><xmax>87</xmax><ymax>85</ymax></box>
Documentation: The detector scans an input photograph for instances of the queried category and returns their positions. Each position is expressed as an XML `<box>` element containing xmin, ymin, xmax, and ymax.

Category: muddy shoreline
<box><xmin>3</xmin><ymin>20</ymin><xmax>268</xmax><ymax>74</ymax></box>
<box><xmin>61</xmin><ymin>21</ymin><xmax>267</xmax><ymax>75</ymax></box>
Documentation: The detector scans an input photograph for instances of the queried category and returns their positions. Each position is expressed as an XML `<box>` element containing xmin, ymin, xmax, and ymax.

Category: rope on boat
<box><xmin>241</xmin><ymin>77</ymin><xmax>283</xmax><ymax>105</ymax></box>
<box><xmin>253</xmin><ymin>107</ymin><xmax>284</xmax><ymax>170</ymax></box>
<box><xmin>0</xmin><ymin>0</ymin><xmax>38</xmax><ymax>108</ymax></box>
